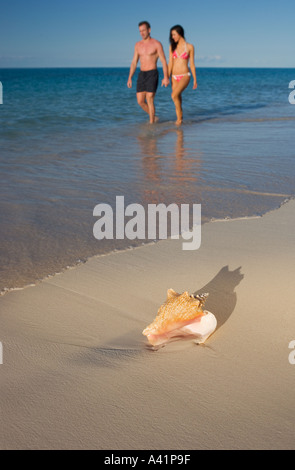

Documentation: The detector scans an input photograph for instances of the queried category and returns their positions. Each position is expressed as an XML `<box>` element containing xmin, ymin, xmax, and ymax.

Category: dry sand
<box><xmin>1</xmin><ymin>200</ymin><xmax>295</xmax><ymax>450</ymax></box>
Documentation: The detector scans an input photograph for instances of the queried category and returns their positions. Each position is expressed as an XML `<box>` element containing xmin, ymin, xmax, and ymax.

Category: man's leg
<box><xmin>146</xmin><ymin>92</ymin><xmax>156</xmax><ymax>123</ymax></box>
<box><xmin>137</xmin><ymin>92</ymin><xmax>156</xmax><ymax>123</ymax></box>
<box><xmin>137</xmin><ymin>92</ymin><xmax>149</xmax><ymax>115</ymax></box>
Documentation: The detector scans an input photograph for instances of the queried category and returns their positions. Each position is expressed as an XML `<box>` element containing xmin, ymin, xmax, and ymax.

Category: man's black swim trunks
<box><xmin>136</xmin><ymin>69</ymin><xmax>159</xmax><ymax>93</ymax></box>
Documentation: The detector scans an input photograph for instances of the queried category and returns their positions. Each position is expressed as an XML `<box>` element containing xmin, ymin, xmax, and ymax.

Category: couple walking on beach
<box><xmin>127</xmin><ymin>21</ymin><xmax>197</xmax><ymax>125</ymax></box>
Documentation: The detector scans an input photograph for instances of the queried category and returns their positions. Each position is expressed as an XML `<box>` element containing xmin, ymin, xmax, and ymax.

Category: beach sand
<box><xmin>1</xmin><ymin>200</ymin><xmax>295</xmax><ymax>450</ymax></box>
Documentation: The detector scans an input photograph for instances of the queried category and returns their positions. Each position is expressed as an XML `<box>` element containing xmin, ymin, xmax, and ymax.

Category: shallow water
<box><xmin>0</xmin><ymin>67</ymin><xmax>295</xmax><ymax>293</ymax></box>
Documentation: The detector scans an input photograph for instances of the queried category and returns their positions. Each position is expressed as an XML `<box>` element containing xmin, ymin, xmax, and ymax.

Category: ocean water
<box><xmin>0</xmin><ymin>67</ymin><xmax>295</xmax><ymax>293</ymax></box>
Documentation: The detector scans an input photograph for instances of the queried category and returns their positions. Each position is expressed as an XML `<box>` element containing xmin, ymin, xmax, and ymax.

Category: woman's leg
<box><xmin>171</xmin><ymin>76</ymin><xmax>190</xmax><ymax>124</ymax></box>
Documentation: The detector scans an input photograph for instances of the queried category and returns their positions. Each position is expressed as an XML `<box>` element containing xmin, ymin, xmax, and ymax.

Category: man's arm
<box><xmin>157</xmin><ymin>42</ymin><xmax>169</xmax><ymax>87</ymax></box>
<box><xmin>127</xmin><ymin>45</ymin><xmax>139</xmax><ymax>88</ymax></box>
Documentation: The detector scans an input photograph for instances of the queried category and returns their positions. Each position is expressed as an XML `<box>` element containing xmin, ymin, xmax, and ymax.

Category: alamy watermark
<box><xmin>288</xmin><ymin>340</ymin><xmax>295</xmax><ymax>365</ymax></box>
<box><xmin>0</xmin><ymin>81</ymin><xmax>3</xmax><ymax>105</ymax></box>
<box><xmin>0</xmin><ymin>342</ymin><xmax>3</xmax><ymax>365</ymax></box>
<box><xmin>288</xmin><ymin>80</ymin><xmax>295</xmax><ymax>104</ymax></box>
<box><xmin>93</xmin><ymin>196</ymin><xmax>201</xmax><ymax>250</ymax></box>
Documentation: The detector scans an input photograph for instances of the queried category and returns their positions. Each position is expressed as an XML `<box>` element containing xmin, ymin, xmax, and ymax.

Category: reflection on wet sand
<box><xmin>137</xmin><ymin>126</ymin><xmax>202</xmax><ymax>207</ymax></box>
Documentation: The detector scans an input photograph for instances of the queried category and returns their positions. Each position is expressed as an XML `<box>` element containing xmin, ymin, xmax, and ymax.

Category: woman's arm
<box><xmin>189</xmin><ymin>44</ymin><xmax>197</xmax><ymax>89</ymax></box>
<box><xmin>168</xmin><ymin>46</ymin><xmax>173</xmax><ymax>79</ymax></box>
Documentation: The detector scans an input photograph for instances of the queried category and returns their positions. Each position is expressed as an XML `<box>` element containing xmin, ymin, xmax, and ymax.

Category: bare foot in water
<box><xmin>149</xmin><ymin>116</ymin><xmax>159</xmax><ymax>124</ymax></box>
<box><xmin>175</xmin><ymin>119</ymin><xmax>182</xmax><ymax>126</ymax></box>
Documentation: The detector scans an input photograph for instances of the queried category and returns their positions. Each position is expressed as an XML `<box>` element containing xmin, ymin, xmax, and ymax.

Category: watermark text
<box><xmin>0</xmin><ymin>342</ymin><xmax>3</xmax><ymax>365</ymax></box>
<box><xmin>93</xmin><ymin>196</ymin><xmax>201</xmax><ymax>250</ymax></box>
<box><xmin>0</xmin><ymin>81</ymin><xmax>2</xmax><ymax>104</ymax></box>
<box><xmin>288</xmin><ymin>340</ymin><xmax>295</xmax><ymax>365</ymax></box>
<box><xmin>288</xmin><ymin>80</ymin><xmax>295</xmax><ymax>104</ymax></box>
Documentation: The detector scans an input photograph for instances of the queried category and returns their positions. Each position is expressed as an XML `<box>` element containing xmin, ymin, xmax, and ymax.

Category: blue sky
<box><xmin>0</xmin><ymin>0</ymin><xmax>294</xmax><ymax>68</ymax></box>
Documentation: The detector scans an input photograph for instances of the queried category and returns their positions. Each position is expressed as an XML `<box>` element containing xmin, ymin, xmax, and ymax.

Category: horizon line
<box><xmin>1</xmin><ymin>66</ymin><xmax>295</xmax><ymax>70</ymax></box>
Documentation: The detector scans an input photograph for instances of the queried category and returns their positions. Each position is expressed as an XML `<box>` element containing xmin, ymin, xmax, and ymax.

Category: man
<box><xmin>127</xmin><ymin>21</ymin><xmax>169</xmax><ymax>123</ymax></box>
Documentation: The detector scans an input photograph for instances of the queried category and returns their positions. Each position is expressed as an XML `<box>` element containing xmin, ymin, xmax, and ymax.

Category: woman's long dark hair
<box><xmin>169</xmin><ymin>25</ymin><xmax>185</xmax><ymax>51</ymax></box>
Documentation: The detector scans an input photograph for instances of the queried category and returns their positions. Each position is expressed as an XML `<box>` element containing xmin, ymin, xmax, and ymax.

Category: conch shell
<box><xmin>142</xmin><ymin>288</ymin><xmax>217</xmax><ymax>347</ymax></box>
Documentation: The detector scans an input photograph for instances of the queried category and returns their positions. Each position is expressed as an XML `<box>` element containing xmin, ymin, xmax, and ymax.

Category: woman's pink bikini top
<box><xmin>172</xmin><ymin>43</ymin><xmax>189</xmax><ymax>60</ymax></box>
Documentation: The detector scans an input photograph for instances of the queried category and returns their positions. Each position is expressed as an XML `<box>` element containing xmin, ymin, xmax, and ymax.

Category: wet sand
<box><xmin>0</xmin><ymin>200</ymin><xmax>295</xmax><ymax>449</ymax></box>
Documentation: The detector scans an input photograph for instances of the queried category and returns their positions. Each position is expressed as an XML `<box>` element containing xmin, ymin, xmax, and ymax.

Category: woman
<box><xmin>168</xmin><ymin>25</ymin><xmax>197</xmax><ymax>125</ymax></box>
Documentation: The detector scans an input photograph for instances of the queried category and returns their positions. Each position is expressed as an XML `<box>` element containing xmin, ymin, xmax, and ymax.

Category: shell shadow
<box><xmin>193</xmin><ymin>265</ymin><xmax>244</xmax><ymax>331</ymax></box>
<box><xmin>72</xmin><ymin>327</ymin><xmax>148</xmax><ymax>368</ymax></box>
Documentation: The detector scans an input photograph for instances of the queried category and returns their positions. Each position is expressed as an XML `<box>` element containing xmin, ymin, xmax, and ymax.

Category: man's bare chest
<box><xmin>138</xmin><ymin>43</ymin><xmax>158</xmax><ymax>57</ymax></box>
